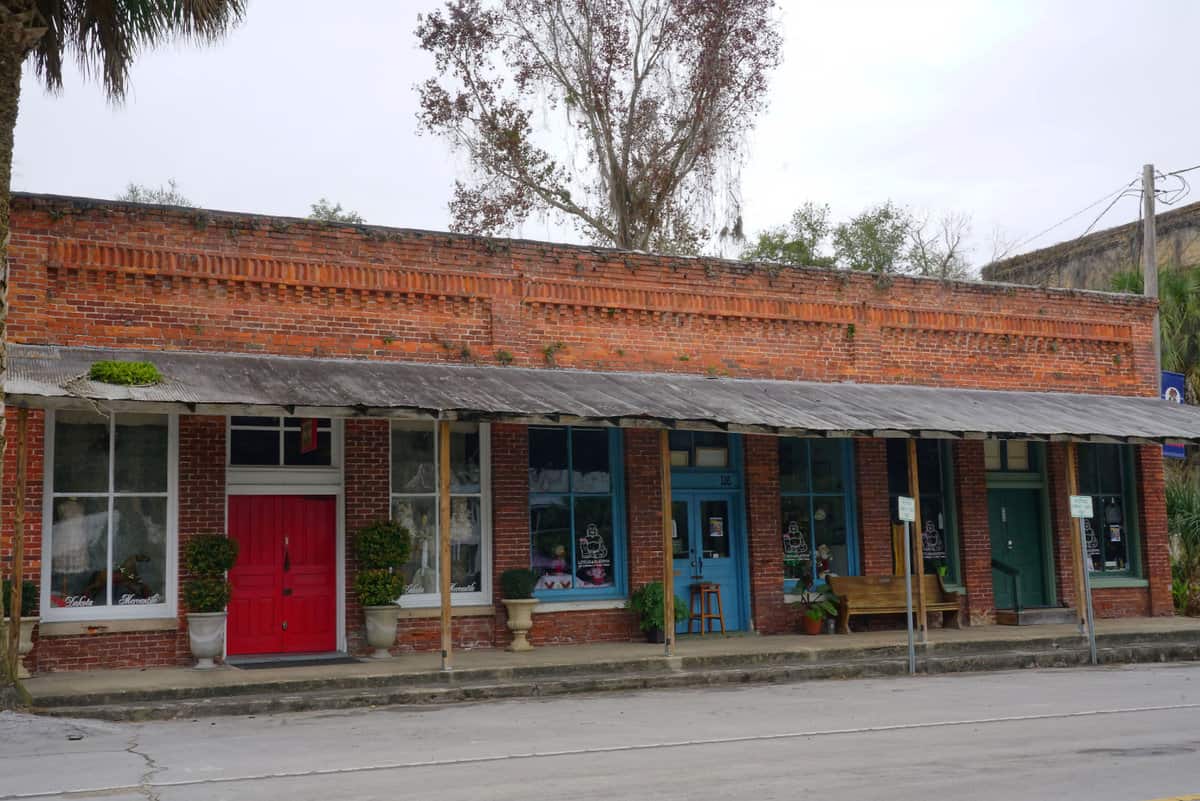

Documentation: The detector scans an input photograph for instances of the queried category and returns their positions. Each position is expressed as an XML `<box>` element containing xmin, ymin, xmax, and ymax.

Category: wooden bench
<box><xmin>826</xmin><ymin>575</ymin><xmax>962</xmax><ymax>634</ymax></box>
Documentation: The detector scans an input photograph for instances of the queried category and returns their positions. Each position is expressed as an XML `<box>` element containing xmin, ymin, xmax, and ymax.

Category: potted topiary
<box><xmin>627</xmin><ymin>581</ymin><xmax>689</xmax><ymax>643</ymax></box>
<box><xmin>354</xmin><ymin>520</ymin><xmax>412</xmax><ymax>658</ymax></box>
<box><xmin>2</xmin><ymin>579</ymin><xmax>39</xmax><ymax>678</ymax></box>
<box><xmin>499</xmin><ymin>568</ymin><xmax>539</xmax><ymax>651</ymax></box>
<box><xmin>790</xmin><ymin>588</ymin><xmax>839</xmax><ymax>635</ymax></box>
<box><xmin>183</xmin><ymin>534</ymin><xmax>239</xmax><ymax>669</ymax></box>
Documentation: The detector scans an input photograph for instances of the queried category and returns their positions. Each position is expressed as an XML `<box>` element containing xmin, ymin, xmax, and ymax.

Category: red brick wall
<box><xmin>343</xmin><ymin>418</ymin><xmax>391</xmax><ymax>654</ymax></box>
<box><xmin>490</xmin><ymin>423</ymin><xmax>529</xmax><ymax>647</ymax></box>
<box><xmin>856</xmin><ymin>440</ymin><xmax>892</xmax><ymax>576</ymax></box>
<box><xmin>2</xmin><ymin>409</ymin><xmax>44</xmax><ymax>675</ymax></box>
<box><xmin>1045</xmin><ymin>443</ymin><xmax>1079</xmax><ymax>609</ymax></box>
<box><xmin>744</xmin><ymin>435</ymin><xmax>788</xmax><ymax>634</ymax></box>
<box><xmin>952</xmin><ymin>441</ymin><xmax>994</xmax><ymax>624</ymax></box>
<box><xmin>8</xmin><ymin>195</ymin><xmax>1158</xmax><ymax>398</ymax></box>
<box><xmin>1134</xmin><ymin>445</ymin><xmax>1173</xmax><ymax>616</ymax></box>
<box><xmin>624</xmin><ymin>429</ymin><xmax>664</xmax><ymax>593</ymax></box>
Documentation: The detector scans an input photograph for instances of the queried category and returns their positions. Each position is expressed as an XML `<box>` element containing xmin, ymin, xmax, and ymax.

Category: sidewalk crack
<box><xmin>126</xmin><ymin>733</ymin><xmax>163</xmax><ymax>801</ymax></box>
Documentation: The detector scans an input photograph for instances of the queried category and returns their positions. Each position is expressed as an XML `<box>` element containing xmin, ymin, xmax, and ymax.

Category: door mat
<box><xmin>230</xmin><ymin>656</ymin><xmax>363</xmax><ymax>670</ymax></box>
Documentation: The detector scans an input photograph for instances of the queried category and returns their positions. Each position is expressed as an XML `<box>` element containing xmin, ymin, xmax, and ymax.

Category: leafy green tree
<box><xmin>1112</xmin><ymin>266</ymin><xmax>1200</xmax><ymax>403</ymax></box>
<box><xmin>0</xmin><ymin>0</ymin><xmax>245</xmax><ymax>710</ymax></box>
<box><xmin>1166</xmin><ymin>474</ymin><xmax>1200</xmax><ymax>615</ymax></box>
<box><xmin>832</xmin><ymin>201</ymin><xmax>912</xmax><ymax>273</ymax></box>
<box><xmin>309</xmin><ymin>198</ymin><xmax>365</xmax><ymax>224</ymax></box>
<box><xmin>741</xmin><ymin>202</ymin><xmax>834</xmax><ymax>267</ymax></box>
<box><xmin>117</xmin><ymin>178</ymin><xmax>191</xmax><ymax>206</ymax></box>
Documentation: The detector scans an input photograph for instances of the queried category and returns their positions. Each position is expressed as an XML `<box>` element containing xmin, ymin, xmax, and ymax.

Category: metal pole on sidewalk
<box><xmin>1079</xmin><ymin>523</ymin><xmax>1098</xmax><ymax>665</ymax></box>
<box><xmin>903</xmin><ymin>520</ymin><xmax>916</xmax><ymax>676</ymax></box>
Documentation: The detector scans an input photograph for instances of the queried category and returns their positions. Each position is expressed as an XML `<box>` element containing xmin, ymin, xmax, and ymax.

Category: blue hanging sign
<box><xmin>1162</xmin><ymin>371</ymin><xmax>1186</xmax><ymax>459</ymax></box>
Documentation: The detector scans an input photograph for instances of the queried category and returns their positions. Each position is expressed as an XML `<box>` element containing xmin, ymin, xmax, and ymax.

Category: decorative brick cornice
<box><xmin>870</xmin><ymin>305</ymin><xmax>1133</xmax><ymax>344</ymax></box>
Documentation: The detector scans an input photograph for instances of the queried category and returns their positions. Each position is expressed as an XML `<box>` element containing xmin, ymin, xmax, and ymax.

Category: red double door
<box><xmin>227</xmin><ymin>495</ymin><xmax>338</xmax><ymax>656</ymax></box>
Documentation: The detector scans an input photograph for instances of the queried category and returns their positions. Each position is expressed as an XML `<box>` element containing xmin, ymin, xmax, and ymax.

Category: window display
<box><xmin>48</xmin><ymin>412</ymin><xmax>171</xmax><ymax>613</ymax></box>
<box><xmin>886</xmin><ymin>439</ymin><xmax>958</xmax><ymax>582</ymax></box>
<box><xmin>390</xmin><ymin>423</ymin><xmax>487</xmax><ymax>603</ymax></box>
<box><xmin>1076</xmin><ymin>444</ymin><xmax>1136</xmax><ymax>575</ymax></box>
<box><xmin>528</xmin><ymin>426</ymin><xmax>624</xmax><ymax>597</ymax></box>
<box><xmin>779</xmin><ymin>438</ymin><xmax>855</xmax><ymax>587</ymax></box>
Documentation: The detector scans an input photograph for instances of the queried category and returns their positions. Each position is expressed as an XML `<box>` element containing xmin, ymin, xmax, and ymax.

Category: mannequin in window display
<box><xmin>51</xmin><ymin>498</ymin><xmax>95</xmax><ymax>607</ymax></box>
<box><xmin>536</xmin><ymin>544</ymin><xmax>574</xmax><ymax>590</ymax></box>
<box><xmin>449</xmin><ymin>498</ymin><xmax>481</xmax><ymax>591</ymax></box>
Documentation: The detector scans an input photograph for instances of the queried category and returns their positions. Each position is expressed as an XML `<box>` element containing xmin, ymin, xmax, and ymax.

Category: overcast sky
<box><xmin>14</xmin><ymin>1</ymin><xmax>1200</xmax><ymax>267</ymax></box>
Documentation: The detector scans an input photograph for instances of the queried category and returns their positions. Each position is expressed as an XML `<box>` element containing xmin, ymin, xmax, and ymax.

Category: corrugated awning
<box><xmin>8</xmin><ymin>344</ymin><xmax>1200</xmax><ymax>444</ymax></box>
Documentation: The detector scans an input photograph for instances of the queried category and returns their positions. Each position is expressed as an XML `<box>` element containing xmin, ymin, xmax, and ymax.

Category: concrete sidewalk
<box><xmin>24</xmin><ymin>616</ymin><xmax>1200</xmax><ymax>720</ymax></box>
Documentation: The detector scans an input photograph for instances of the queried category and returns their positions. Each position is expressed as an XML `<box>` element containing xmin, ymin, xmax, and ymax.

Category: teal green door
<box><xmin>988</xmin><ymin>488</ymin><xmax>1048</xmax><ymax>608</ymax></box>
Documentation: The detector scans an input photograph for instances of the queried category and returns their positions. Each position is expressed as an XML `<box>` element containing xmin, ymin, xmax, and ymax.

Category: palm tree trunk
<box><xmin>0</xmin><ymin>20</ymin><xmax>25</xmax><ymax>709</ymax></box>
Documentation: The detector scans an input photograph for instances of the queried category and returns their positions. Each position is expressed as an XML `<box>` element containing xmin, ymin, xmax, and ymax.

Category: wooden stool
<box><xmin>688</xmin><ymin>582</ymin><xmax>726</xmax><ymax>635</ymax></box>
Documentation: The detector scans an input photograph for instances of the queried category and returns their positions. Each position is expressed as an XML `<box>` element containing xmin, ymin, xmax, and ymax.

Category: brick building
<box><xmin>4</xmin><ymin>192</ymin><xmax>1200</xmax><ymax>673</ymax></box>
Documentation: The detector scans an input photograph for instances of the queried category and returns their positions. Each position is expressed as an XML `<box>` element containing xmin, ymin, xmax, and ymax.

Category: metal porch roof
<box><xmin>8</xmin><ymin>344</ymin><xmax>1200</xmax><ymax>444</ymax></box>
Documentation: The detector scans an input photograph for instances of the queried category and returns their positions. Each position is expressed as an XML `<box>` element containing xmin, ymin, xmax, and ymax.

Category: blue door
<box><xmin>671</xmin><ymin>491</ymin><xmax>745</xmax><ymax>632</ymax></box>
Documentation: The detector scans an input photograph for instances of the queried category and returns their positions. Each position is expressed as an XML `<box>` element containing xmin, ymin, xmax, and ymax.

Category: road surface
<box><xmin>2</xmin><ymin>663</ymin><xmax>1199</xmax><ymax>800</ymax></box>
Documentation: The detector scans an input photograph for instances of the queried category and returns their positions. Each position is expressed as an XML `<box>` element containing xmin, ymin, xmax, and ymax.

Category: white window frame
<box><xmin>389</xmin><ymin>421</ymin><xmax>491</xmax><ymax>608</ymax></box>
<box><xmin>41</xmin><ymin>408</ymin><xmax>179</xmax><ymax>623</ymax></box>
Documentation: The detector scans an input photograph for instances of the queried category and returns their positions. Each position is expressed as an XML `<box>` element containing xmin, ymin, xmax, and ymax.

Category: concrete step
<box><xmin>32</xmin><ymin>637</ymin><xmax>1200</xmax><ymax>722</ymax></box>
<box><xmin>996</xmin><ymin>608</ymin><xmax>1080</xmax><ymax>626</ymax></box>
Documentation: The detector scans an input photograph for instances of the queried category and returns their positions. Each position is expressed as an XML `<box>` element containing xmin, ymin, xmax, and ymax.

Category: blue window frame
<box><xmin>779</xmin><ymin>438</ymin><xmax>858</xmax><ymax>592</ymax></box>
<box><xmin>528</xmin><ymin>427</ymin><xmax>626</xmax><ymax>600</ymax></box>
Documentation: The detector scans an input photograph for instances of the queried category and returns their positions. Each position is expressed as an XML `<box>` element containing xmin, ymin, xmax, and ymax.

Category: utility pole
<box><xmin>1143</xmin><ymin>163</ymin><xmax>1160</xmax><ymax>374</ymax></box>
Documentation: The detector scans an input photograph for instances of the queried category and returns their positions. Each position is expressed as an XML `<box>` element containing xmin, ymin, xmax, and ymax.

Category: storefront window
<box><xmin>1076</xmin><ymin>444</ymin><xmax>1138</xmax><ymax>575</ymax></box>
<box><xmin>390</xmin><ymin>422</ymin><xmax>488</xmax><ymax>604</ymax></box>
<box><xmin>779</xmin><ymin>438</ymin><xmax>856</xmax><ymax>589</ymax></box>
<box><xmin>887</xmin><ymin>440</ymin><xmax>959</xmax><ymax>584</ymax></box>
<box><xmin>528</xmin><ymin>427</ymin><xmax>625</xmax><ymax>598</ymax></box>
<box><xmin>46</xmin><ymin>411</ymin><xmax>173</xmax><ymax>616</ymax></box>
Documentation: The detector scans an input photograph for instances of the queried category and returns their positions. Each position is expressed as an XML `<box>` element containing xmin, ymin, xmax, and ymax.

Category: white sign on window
<box><xmin>897</xmin><ymin>495</ymin><xmax>916</xmax><ymax>522</ymax></box>
<box><xmin>1069</xmin><ymin>495</ymin><xmax>1094</xmax><ymax>519</ymax></box>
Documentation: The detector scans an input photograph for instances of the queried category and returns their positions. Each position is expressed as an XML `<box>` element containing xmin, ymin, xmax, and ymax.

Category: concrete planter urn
<box><xmin>186</xmin><ymin>611</ymin><xmax>227</xmax><ymax>670</ymax></box>
<box><xmin>363</xmin><ymin>605</ymin><xmax>399</xmax><ymax>659</ymax></box>
<box><xmin>2</xmin><ymin>617</ymin><xmax>38</xmax><ymax>678</ymax></box>
<box><xmin>502</xmin><ymin>599</ymin><xmax>539</xmax><ymax>652</ymax></box>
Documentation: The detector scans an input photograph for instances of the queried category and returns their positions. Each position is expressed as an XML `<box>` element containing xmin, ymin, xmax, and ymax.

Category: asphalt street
<box><xmin>2</xmin><ymin>663</ymin><xmax>1199</xmax><ymax>801</ymax></box>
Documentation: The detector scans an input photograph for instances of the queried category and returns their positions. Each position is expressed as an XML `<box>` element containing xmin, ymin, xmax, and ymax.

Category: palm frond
<box><xmin>31</xmin><ymin>0</ymin><xmax>245</xmax><ymax>100</ymax></box>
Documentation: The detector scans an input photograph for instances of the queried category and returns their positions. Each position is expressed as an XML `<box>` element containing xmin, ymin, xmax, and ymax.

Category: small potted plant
<box><xmin>2</xmin><ymin>579</ymin><xmax>38</xmax><ymax>678</ymax></box>
<box><xmin>354</xmin><ymin>520</ymin><xmax>412</xmax><ymax>659</ymax></box>
<box><xmin>627</xmin><ymin>581</ymin><xmax>689</xmax><ymax>643</ymax></box>
<box><xmin>183</xmin><ymin>534</ymin><xmax>239</xmax><ymax>669</ymax></box>
<box><xmin>500</xmin><ymin>568</ymin><xmax>539</xmax><ymax>651</ymax></box>
<box><xmin>791</xmin><ymin>588</ymin><xmax>838</xmax><ymax>635</ymax></box>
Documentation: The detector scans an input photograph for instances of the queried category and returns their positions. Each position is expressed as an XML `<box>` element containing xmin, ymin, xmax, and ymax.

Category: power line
<box><xmin>1078</xmin><ymin>188</ymin><xmax>1143</xmax><ymax>238</ymax></box>
<box><xmin>1012</xmin><ymin>177</ymin><xmax>1139</xmax><ymax>252</ymax></box>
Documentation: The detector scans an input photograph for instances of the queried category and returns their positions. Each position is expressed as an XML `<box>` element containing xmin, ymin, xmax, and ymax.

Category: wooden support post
<box><xmin>906</xmin><ymin>439</ymin><xmax>928</xmax><ymax>642</ymax></box>
<box><xmin>7</xmin><ymin>409</ymin><xmax>27</xmax><ymax>678</ymax></box>
<box><xmin>659</xmin><ymin>430</ymin><xmax>675</xmax><ymax>657</ymax></box>
<box><xmin>438</xmin><ymin>420</ymin><xmax>453</xmax><ymax>671</ymax></box>
<box><xmin>1066</xmin><ymin>442</ymin><xmax>1088</xmax><ymax>630</ymax></box>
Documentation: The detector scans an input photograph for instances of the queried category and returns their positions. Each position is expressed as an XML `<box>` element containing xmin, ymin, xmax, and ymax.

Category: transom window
<box><xmin>668</xmin><ymin>431</ymin><xmax>730</xmax><ymax>468</ymax></box>
<box><xmin>1077</xmin><ymin>444</ymin><xmax>1139</xmax><ymax>576</ymax></box>
<box><xmin>44</xmin><ymin>410</ymin><xmax>176</xmax><ymax>618</ymax></box>
<box><xmin>390</xmin><ymin>422</ymin><xmax>489</xmax><ymax>605</ymax></box>
<box><xmin>528</xmin><ymin>427</ymin><xmax>626</xmax><ymax>599</ymax></box>
<box><xmin>984</xmin><ymin>440</ymin><xmax>1035</xmax><ymax>472</ymax></box>
<box><xmin>886</xmin><ymin>440</ymin><xmax>960</xmax><ymax>584</ymax></box>
<box><xmin>779</xmin><ymin>439</ymin><xmax>857</xmax><ymax>588</ymax></box>
<box><xmin>229</xmin><ymin>416</ymin><xmax>333</xmax><ymax>467</ymax></box>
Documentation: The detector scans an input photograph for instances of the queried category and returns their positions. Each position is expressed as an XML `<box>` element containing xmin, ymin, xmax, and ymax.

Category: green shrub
<box><xmin>354</xmin><ymin>569</ymin><xmax>403</xmax><ymax>607</ymax></box>
<box><xmin>183</xmin><ymin>576</ymin><xmax>231</xmax><ymax>613</ymax></box>
<box><xmin>1166</xmin><ymin>475</ymin><xmax>1200</xmax><ymax>616</ymax></box>
<box><xmin>88</xmin><ymin>360</ymin><xmax>163</xmax><ymax>385</ymax></box>
<box><xmin>356</xmin><ymin>520</ymin><xmax>412</xmax><ymax>571</ymax></box>
<box><xmin>627</xmin><ymin>581</ymin><xmax>688</xmax><ymax>632</ymax></box>
<box><xmin>184</xmin><ymin>534</ymin><xmax>239</xmax><ymax>576</ymax></box>
<box><xmin>2</xmin><ymin>579</ymin><xmax>38</xmax><ymax>617</ymax></box>
<box><xmin>500</xmin><ymin>568</ymin><xmax>538</xmax><ymax>600</ymax></box>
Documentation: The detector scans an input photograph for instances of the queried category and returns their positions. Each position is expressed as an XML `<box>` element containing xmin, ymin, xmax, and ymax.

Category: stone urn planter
<box><xmin>363</xmin><ymin>605</ymin><xmax>400</xmax><ymax>659</ymax></box>
<box><xmin>186</xmin><ymin>611</ymin><xmax>226</xmax><ymax>670</ymax></box>
<box><xmin>2</xmin><ymin>617</ymin><xmax>38</xmax><ymax>678</ymax></box>
<box><xmin>502</xmin><ymin>599</ymin><xmax>539</xmax><ymax>652</ymax></box>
